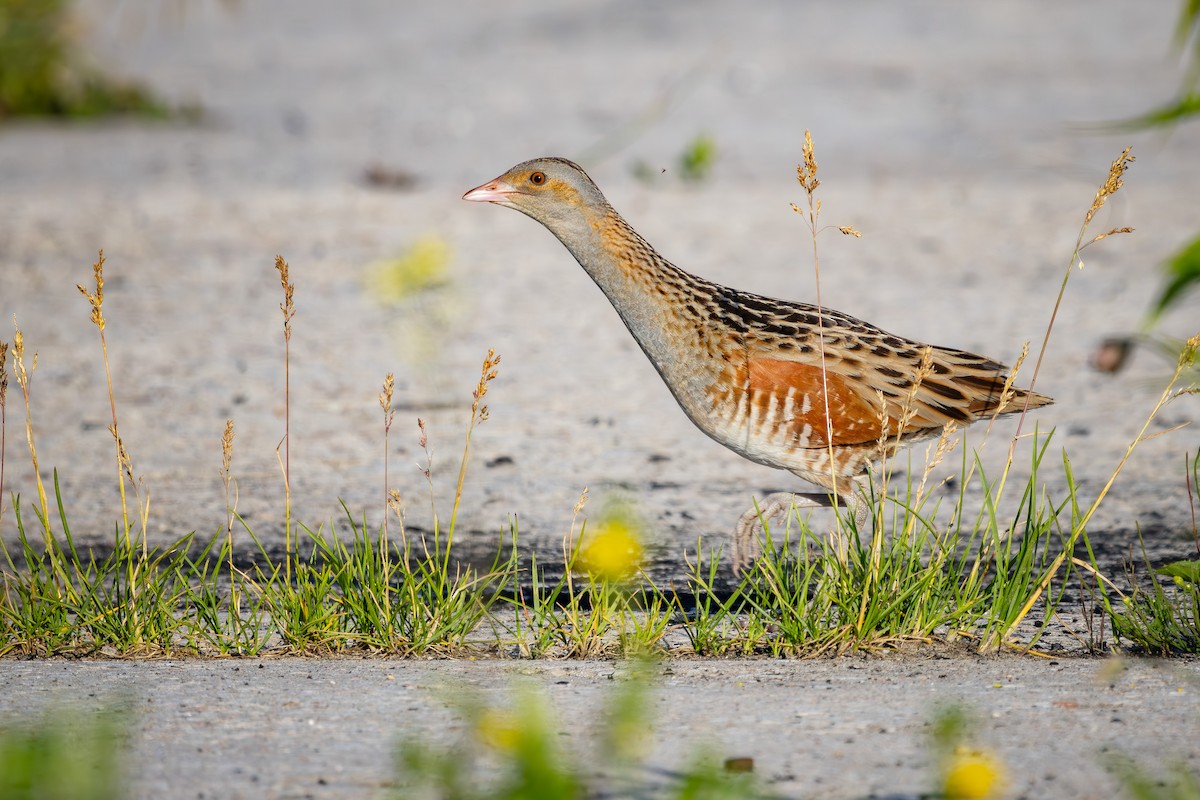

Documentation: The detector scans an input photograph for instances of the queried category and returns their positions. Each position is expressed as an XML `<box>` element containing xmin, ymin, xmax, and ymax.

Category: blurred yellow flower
<box><xmin>474</xmin><ymin>708</ymin><xmax>520</xmax><ymax>753</ymax></box>
<box><xmin>579</xmin><ymin>518</ymin><xmax>643</xmax><ymax>581</ymax></box>
<box><xmin>943</xmin><ymin>749</ymin><xmax>1005</xmax><ymax>800</ymax></box>
<box><xmin>364</xmin><ymin>235</ymin><xmax>450</xmax><ymax>302</ymax></box>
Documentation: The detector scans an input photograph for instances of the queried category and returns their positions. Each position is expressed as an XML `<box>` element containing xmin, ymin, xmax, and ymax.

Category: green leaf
<box><xmin>1147</xmin><ymin>233</ymin><xmax>1200</xmax><ymax>325</ymax></box>
<box><xmin>679</xmin><ymin>134</ymin><xmax>717</xmax><ymax>183</ymax></box>
<box><xmin>1175</xmin><ymin>0</ymin><xmax>1200</xmax><ymax>55</ymax></box>
<box><xmin>1107</xmin><ymin>93</ymin><xmax>1200</xmax><ymax>132</ymax></box>
<box><xmin>1156</xmin><ymin>559</ymin><xmax>1200</xmax><ymax>585</ymax></box>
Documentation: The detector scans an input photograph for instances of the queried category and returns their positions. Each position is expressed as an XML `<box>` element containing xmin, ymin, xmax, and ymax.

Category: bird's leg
<box><xmin>731</xmin><ymin>486</ymin><xmax>869</xmax><ymax>575</ymax></box>
<box><xmin>732</xmin><ymin>492</ymin><xmax>829</xmax><ymax>575</ymax></box>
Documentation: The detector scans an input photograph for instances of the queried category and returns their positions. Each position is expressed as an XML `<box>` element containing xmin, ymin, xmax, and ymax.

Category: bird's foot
<box><xmin>732</xmin><ymin>492</ymin><xmax>826</xmax><ymax>575</ymax></box>
<box><xmin>731</xmin><ymin>491</ymin><xmax>868</xmax><ymax>576</ymax></box>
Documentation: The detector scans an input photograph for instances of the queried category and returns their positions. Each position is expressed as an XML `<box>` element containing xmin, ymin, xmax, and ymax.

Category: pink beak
<box><xmin>462</xmin><ymin>179</ymin><xmax>517</xmax><ymax>203</ymax></box>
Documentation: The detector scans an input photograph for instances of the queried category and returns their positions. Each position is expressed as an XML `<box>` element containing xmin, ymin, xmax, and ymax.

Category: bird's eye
<box><xmin>529</xmin><ymin>171</ymin><xmax>546</xmax><ymax>186</ymax></box>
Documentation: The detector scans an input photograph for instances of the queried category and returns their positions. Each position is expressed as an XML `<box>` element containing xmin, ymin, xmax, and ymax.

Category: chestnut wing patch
<box><xmin>743</xmin><ymin>357</ymin><xmax>886</xmax><ymax>447</ymax></box>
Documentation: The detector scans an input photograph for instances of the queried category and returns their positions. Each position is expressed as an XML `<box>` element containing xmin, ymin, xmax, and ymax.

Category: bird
<box><xmin>463</xmin><ymin>157</ymin><xmax>1052</xmax><ymax>573</ymax></box>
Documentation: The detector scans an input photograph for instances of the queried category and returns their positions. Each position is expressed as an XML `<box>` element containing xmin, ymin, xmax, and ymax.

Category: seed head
<box><xmin>1083</xmin><ymin>147</ymin><xmax>1134</xmax><ymax>228</ymax></box>
<box><xmin>275</xmin><ymin>255</ymin><xmax>296</xmax><ymax>339</ymax></box>
<box><xmin>572</xmin><ymin>487</ymin><xmax>589</xmax><ymax>517</ymax></box>
<box><xmin>76</xmin><ymin>250</ymin><xmax>106</xmax><ymax>331</ymax></box>
<box><xmin>111</xmin><ymin>427</ymin><xmax>135</xmax><ymax>484</ymax></box>
<box><xmin>1179</xmin><ymin>333</ymin><xmax>1199</xmax><ymax>370</ymax></box>
<box><xmin>1089</xmin><ymin>226</ymin><xmax>1134</xmax><ymax>245</ymax></box>
<box><xmin>222</xmin><ymin>419</ymin><xmax>235</xmax><ymax>473</ymax></box>
<box><xmin>471</xmin><ymin>349</ymin><xmax>501</xmax><ymax>421</ymax></box>
<box><xmin>11</xmin><ymin>318</ymin><xmax>35</xmax><ymax>391</ymax></box>
<box><xmin>387</xmin><ymin>488</ymin><xmax>404</xmax><ymax>518</ymax></box>
<box><xmin>796</xmin><ymin>129</ymin><xmax>820</xmax><ymax>194</ymax></box>
<box><xmin>379</xmin><ymin>373</ymin><xmax>395</xmax><ymax>433</ymax></box>
<box><xmin>0</xmin><ymin>340</ymin><xmax>8</xmax><ymax>406</ymax></box>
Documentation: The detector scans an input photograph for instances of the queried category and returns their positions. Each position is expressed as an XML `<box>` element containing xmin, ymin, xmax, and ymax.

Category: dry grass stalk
<box><xmin>379</xmin><ymin>374</ymin><xmax>395</xmax><ymax>429</ymax></box>
<box><xmin>884</xmin><ymin>414</ymin><xmax>963</xmax><ymax>547</ymax></box>
<box><xmin>1090</xmin><ymin>226</ymin><xmax>1134</xmax><ymax>245</ymax></box>
<box><xmin>1016</xmin><ymin>148</ymin><xmax>1135</xmax><ymax>454</ymax></box>
<box><xmin>219</xmin><ymin>417</ymin><xmax>241</xmax><ymax>620</ymax></box>
<box><xmin>988</xmin><ymin>150</ymin><xmax>1136</xmax><ymax>588</ymax></box>
<box><xmin>897</xmin><ymin>347</ymin><xmax>935</xmax><ymax>444</ymax></box>
<box><xmin>10</xmin><ymin>319</ymin><xmax>51</xmax><ymax>543</ymax></box>
<box><xmin>274</xmin><ymin>255</ymin><xmax>296</xmax><ymax>578</ymax></box>
<box><xmin>973</xmin><ymin>150</ymin><xmax>1139</xmax><ymax>649</ymax></box>
<box><xmin>77</xmin><ymin>252</ymin><xmax>105</xmax><ymax>330</ymax></box>
<box><xmin>571</xmin><ymin>486</ymin><xmax>590</xmax><ymax>521</ymax></box>
<box><xmin>791</xmin><ymin>129</ymin><xmax>862</xmax><ymax>517</ymax></box>
<box><xmin>221</xmin><ymin>420</ymin><xmax>235</xmax><ymax>484</ymax></box>
<box><xmin>449</xmin><ymin>349</ymin><xmax>501</xmax><ymax>539</ymax></box>
<box><xmin>275</xmin><ymin>254</ymin><xmax>296</xmax><ymax>336</ymax></box>
<box><xmin>994</xmin><ymin>342</ymin><xmax>1030</xmax><ymax>419</ymax></box>
<box><xmin>984</xmin><ymin>151</ymin><xmax>1198</xmax><ymax>649</ymax></box>
<box><xmin>1082</xmin><ymin>147</ymin><xmax>1134</xmax><ymax>230</ymax></box>
<box><xmin>388</xmin><ymin>484</ymin><xmax>408</xmax><ymax>542</ymax></box>
<box><xmin>416</xmin><ymin>417</ymin><xmax>436</xmax><ymax>541</ymax></box>
<box><xmin>221</xmin><ymin>417</ymin><xmax>237</xmax><ymax>550</ymax></box>
<box><xmin>796</xmin><ymin>129</ymin><xmax>820</xmax><ymax>194</ymax></box>
<box><xmin>379</xmin><ymin>372</ymin><xmax>396</xmax><ymax>578</ymax></box>
<box><xmin>0</xmin><ymin>340</ymin><xmax>7</xmax><ymax>539</ymax></box>
<box><xmin>874</xmin><ymin>388</ymin><xmax>890</xmax><ymax>442</ymax></box>
<box><xmin>1175</xmin><ymin>334</ymin><xmax>1200</xmax><ymax>397</ymax></box>
<box><xmin>565</xmin><ymin>486</ymin><xmax>590</xmax><ymax>558</ymax></box>
<box><xmin>471</xmin><ymin>349</ymin><xmax>501</xmax><ymax>420</ymax></box>
<box><xmin>79</xmin><ymin>252</ymin><xmax>148</xmax><ymax>557</ymax></box>
<box><xmin>1001</xmin><ymin>328</ymin><xmax>1200</xmax><ymax>646</ymax></box>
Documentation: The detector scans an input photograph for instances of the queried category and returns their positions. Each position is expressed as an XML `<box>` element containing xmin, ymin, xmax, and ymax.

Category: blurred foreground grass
<box><xmin>0</xmin><ymin>706</ymin><xmax>125</xmax><ymax>800</ymax></box>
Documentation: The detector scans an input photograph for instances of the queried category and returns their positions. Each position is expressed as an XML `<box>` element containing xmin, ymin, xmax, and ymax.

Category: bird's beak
<box><xmin>463</xmin><ymin>178</ymin><xmax>518</xmax><ymax>203</ymax></box>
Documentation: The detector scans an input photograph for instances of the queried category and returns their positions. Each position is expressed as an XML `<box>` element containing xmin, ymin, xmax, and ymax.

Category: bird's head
<box><xmin>463</xmin><ymin>157</ymin><xmax>610</xmax><ymax>229</ymax></box>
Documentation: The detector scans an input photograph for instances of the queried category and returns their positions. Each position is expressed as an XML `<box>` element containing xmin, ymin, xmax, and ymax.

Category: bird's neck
<box><xmin>547</xmin><ymin>206</ymin><xmax>685</xmax><ymax>319</ymax></box>
<box><xmin>535</xmin><ymin>200</ymin><xmax>731</xmax><ymax>429</ymax></box>
<box><xmin>540</xmin><ymin>204</ymin><xmax>714</xmax><ymax>397</ymax></box>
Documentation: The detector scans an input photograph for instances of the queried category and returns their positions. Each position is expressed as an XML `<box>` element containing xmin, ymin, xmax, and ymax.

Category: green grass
<box><xmin>0</xmin><ymin>705</ymin><xmax>126</xmax><ymax>800</ymax></box>
<box><xmin>502</xmin><ymin>497</ymin><xmax>674</xmax><ymax>658</ymax></box>
<box><xmin>1106</xmin><ymin>753</ymin><xmax>1200</xmax><ymax>800</ymax></box>
<box><xmin>0</xmin><ymin>0</ymin><xmax>167</xmax><ymax>120</ymax></box>
<box><xmin>680</xmin><ymin>428</ymin><xmax>1070</xmax><ymax>657</ymax></box>
<box><xmin>1093</xmin><ymin>448</ymin><xmax>1200</xmax><ymax>654</ymax></box>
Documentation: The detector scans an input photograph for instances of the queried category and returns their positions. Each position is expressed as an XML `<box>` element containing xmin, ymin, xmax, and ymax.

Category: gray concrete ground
<box><xmin>2</xmin><ymin>1</ymin><xmax>1200</xmax><ymax>797</ymax></box>
<box><xmin>1</xmin><ymin>656</ymin><xmax>1198</xmax><ymax>799</ymax></box>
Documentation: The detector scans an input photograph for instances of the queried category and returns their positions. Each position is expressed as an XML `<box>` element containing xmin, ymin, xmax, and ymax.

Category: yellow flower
<box><xmin>579</xmin><ymin>519</ymin><xmax>643</xmax><ymax>581</ymax></box>
<box><xmin>474</xmin><ymin>708</ymin><xmax>520</xmax><ymax>753</ymax></box>
<box><xmin>943</xmin><ymin>749</ymin><xmax>1005</xmax><ymax>800</ymax></box>
<box><xmin>364</xmin><ymin>236</ymin><xmax>450</xmax><ymax>301</ymax></box>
